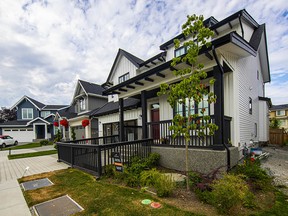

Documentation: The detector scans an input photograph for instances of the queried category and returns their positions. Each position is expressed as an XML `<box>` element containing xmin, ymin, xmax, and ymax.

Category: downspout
<box><xmin>212</xmin><ymin>45</ymin><xmax>231</xmax><ymax>171</ymax></box>
<box><xmin>238</xmin><ymin>13</ymin><xmax>244</xmax><ymax>38</ymax></box>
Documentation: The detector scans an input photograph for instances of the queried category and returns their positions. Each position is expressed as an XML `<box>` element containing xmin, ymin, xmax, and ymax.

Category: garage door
<box><xmin>3</xmin><ymin>129</ymin><xmax>34</xmax><ymax>143</ymax></box>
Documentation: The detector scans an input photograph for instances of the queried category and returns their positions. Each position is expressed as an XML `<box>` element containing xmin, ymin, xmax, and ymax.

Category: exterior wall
<box><xmin>98</xmin><ymin>109</ymin><xmax>141</xmax><ymax>137</ymax></box>
<box><xmin>17</xmin><ymin>100</ymin><xmax>39</xmax><ymax>120</ymax></box>
<box><xmin>152</xmin><ymin>146</ymin><xmax>239</xmax><ymax>174</ymax></box>
<box><xmin>259</xmin><ymin>101</ymin><xmax>269</xmax><ymax>142</ymax></box>
<box><xmin>88</xmin><ymin>97</ymin><xmax>107</xmax><ymax>110</ymax></box>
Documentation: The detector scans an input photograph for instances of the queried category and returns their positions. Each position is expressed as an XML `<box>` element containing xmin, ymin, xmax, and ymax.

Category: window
<box><xmin>41</xmin><ymin>111</ymin><xmax>51</xmax><ymax>118</ymax></box>
<box><xmin>174</xmin><ymin>46</ymin><xmax>186</xmax><ymax>57</ymax></box>
<box><xmin>174</xmin><ymin>93</ymin><xmax>209</xmax><ymax>117</ymax></box>
<box><xmin>119</xmin><ymin>72</ymin><xmax>130</xmax><ymax>83</ymax></box>
<box><xmin>80</xmin><ymin>98</ymin><xmax>86</xmax><ymax>111</ymax></box>
<box><xmin>276</xmin><ymin>110</ymin><xmax>285</xmax><ymax>116</ymax></box>
<box><xmin>249</xmin><ymin>97</ymin><xmax>252</xmax><ymax>114</ymax></box>
<box><xmin>22</xmin><ymin>108</ymin><xmax>33</xmax><ymax>119</ymax></box>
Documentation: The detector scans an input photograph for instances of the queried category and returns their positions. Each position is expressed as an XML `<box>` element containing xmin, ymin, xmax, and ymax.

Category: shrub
<box><xmin>154</xmin><ymin>174</ymin><xmax>176</xmax><ymax>197</ymax></box>
<box><xmin>144</xmin><ymin>153</ymin><xmax>160</xmax><ymax>168</ymax></box>
<box><xmin>40</xmin><ymin>140</ymin><xmax>49</xmax><ymax>146</ymax></box>
<box><xmin>210</xmin><ymin>174</ymin><xmax>255</xmax><ymax>214</ymax></box>
<box><xmin>140</xmin><ymin>168</ymin><xmax>161</xmax><ymax>187</ymax></box>
<box><xmin>71</xmin><ymin>127</ymin><xmax>76</xmax><ymax>141</ymax></box>
<box><xmin>54</xmin><ymin>129</ymin><xmax>62</xmax><ymax>143</ymax></box>
<box><xmin>188</xmin><ymin>171</ymin><xmax>202</xmax><ymax>189</ymax></box>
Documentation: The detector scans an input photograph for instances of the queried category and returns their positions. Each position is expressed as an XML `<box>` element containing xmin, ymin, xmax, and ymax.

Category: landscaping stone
<box><xmin>163</xmin><ymin>173</ymin><xmax>186</xmax><ymax>182</ymax></box>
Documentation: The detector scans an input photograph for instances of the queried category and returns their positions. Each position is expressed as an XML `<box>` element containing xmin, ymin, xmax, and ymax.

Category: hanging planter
<box><xmin>53</xmin><ymin>122</ymin><xmax>59</xmax><ymax>127</ymax></box>
<box><xmin>82</xmin><ymin>119</ymin><xmax>90</xmax><ymax>127</ymax></box>
<box><xmin>60</xmin><ymin>119</ymin><xmax>68</xmax><ymax>128</ymax></box>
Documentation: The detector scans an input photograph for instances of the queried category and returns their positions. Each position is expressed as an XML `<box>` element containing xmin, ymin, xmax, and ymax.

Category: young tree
<box><xmin>158</xmin><ymin>14</ymin><xmax>218</xmax><ymax>190</ymax></box>
<box><xmin>270</xmin><ymin>117</ymin><xmax>280</xmax><ymax>129</ymax></box>
<box><xmin>0</xmin><ymin>107</ymin><xmax>17</xmax><ymax>123</ymax></box>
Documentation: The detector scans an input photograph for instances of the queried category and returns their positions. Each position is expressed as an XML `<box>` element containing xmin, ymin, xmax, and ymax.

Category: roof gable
<box><xmin>106</xmin><ymin>49</ymin><xmax>144</xmax><ymax>83</ymax></box>
<box><xmin>10</xmin><ymin>95</ymin><xmax>45</xmax><ymax>110</ymax></box>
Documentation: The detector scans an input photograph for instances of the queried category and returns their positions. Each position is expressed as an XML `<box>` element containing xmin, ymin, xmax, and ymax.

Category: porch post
<box><xmin>119</xmin><ymin>98</ymin><xmax>124</xmax><ymax>141</ymax></box>
<box><xmin>141</xmin><ymin>91</ymin><xmax>148</xmax><ymax>139</ymax></box>
<box><xmin>44</xmin><ymin>124</ymin><xmax>47</xmax><ymax>139</ymax></box>
<box><xmin>213</xmin><ymin>66</ymin><xmax>225</xmax><ymax>149</ymax></box>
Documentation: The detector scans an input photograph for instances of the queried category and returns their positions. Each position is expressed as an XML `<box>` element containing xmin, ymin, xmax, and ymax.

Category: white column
<box><xmin>44</xmin><ymin>124</ymin><xmax>47</xmax><ymax>139</ymax></box>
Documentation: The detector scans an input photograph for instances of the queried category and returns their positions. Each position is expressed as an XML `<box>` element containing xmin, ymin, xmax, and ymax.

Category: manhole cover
<box><xmin>33</xmin><ymin>195</ymin><xmax>84</xmax><ymax>216</ymax></box>
<box><xmin>22</xmin><ymin>178</ymin><xmax>53</xmax><ymax>191</ymax></box>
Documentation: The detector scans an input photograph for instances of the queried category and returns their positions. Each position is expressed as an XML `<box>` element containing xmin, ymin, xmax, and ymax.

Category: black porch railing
<box><xmin>64</xmin><ymin>135</ymin><xmax>119</xmax><ymax>145</ymax></box>
<box><xmin>57</xmin><ymin>139</ymin><xmax>152</xmax><ymax>177</ymax></box>
<box><xmin>147</xmin><ymin>115</ymin><xmax>232</xmax><ymax>148</ymax></box>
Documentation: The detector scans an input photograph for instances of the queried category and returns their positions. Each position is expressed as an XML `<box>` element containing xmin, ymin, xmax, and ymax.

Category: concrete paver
<box><xmin>0</xmin><ymin>147</ymin><xmax>70</xmax><ymax>215</ymax></box>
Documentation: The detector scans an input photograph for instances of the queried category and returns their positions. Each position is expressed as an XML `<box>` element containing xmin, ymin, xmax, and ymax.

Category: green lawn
<box><xmin>6</xmin><ymin>143</ymin><xmax>45</xmax><ymax>150</ymax></box>
<box><xmin>8</xmin><ymin>150</ymin><xmax>57</xmax><ymax>160</ymax></box>
<box><xmin>19</xmin><ymin>169</ymin><xmax>200</xmax><ymax>216</ymax></box>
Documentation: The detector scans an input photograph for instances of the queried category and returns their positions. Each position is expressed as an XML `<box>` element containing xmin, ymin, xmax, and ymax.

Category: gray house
<box><xmin>0</xmin><ymin>96</ymin><xmax>67</xmax><ymax>142</ymax></box>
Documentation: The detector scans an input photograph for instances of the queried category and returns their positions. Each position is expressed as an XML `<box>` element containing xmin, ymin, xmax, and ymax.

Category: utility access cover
<box><xmin>22</xmin><ymin>178</ymin><xmax>53</xmax><ymax>191</ymax></box>
<box><xmin>33</xmin><ymin>195</ymin><xmax>84</xmax><ymax>216</ymax></box>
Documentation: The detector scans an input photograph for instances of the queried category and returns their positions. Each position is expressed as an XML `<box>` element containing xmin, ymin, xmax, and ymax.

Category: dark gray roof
<box><xmin>26</xmin><ymin>96</ymin><xmax>45</xmax><ymax>109</ymax></box>
<box><xmin>79</xmin><ymin>80</ymin><xmax>106</xmax><ymax>95</ymax></box>
<box><xmin>90</xmin><ymin>98</ymin><xmax>140</xmax><ymax>117</ymax></box>
<box><xmin>57</xmin><ymin>106</ymin><xmax>77</xmax><ymax>119</ymax></box>
<box><xmin>43</xmin><ymin>105</ymin><xmax>69</xmax><ymax>110</ymax></box>
<box><xmin>0</xmin><ymin>120</ymin><xmax>30</xmax><ymax>126</ymax></box>
<box><xmin>271</xmin><ymin>104</ymin><xmax>288</xmax><ymax>111</ymax></box>
<box><xmin>106</xmin><ymin>49</ymin><xmax>144</xmax><ymax>83</ymax></box>
<box><xmin>249</xmin><ymin>24</ymin><xmax>264</xmax><ymax>50</ymax></box>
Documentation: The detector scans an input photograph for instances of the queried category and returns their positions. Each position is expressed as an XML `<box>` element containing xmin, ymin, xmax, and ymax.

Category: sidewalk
<box><xmin>0</xmin><ymin>146</ymin><xmax>70</xmax><ymax>215</ymax></box>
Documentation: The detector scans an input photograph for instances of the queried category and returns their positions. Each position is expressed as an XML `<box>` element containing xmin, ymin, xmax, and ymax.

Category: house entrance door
<box><xmin>151</xmin><ymin>107</ymin><xmax>160</xmax><ymax>140</ymax></box>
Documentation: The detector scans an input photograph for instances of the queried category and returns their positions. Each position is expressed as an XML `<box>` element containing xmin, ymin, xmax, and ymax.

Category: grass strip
<box><xmin>8</xmin><ymin>150</ymin><xmax>57</xmax><ymax>160</ymax></box>
<box><xmin>7</xmin><ymin>143</ymin><xmax>42</xmax><ymax>150</ymax></box>
<box><xmin>20</xmin><ymin>169</ymin><xmax>198</xmax><ymax>216</ymax></box>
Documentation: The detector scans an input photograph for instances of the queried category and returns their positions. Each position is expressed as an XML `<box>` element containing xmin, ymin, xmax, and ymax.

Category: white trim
<box><xmin>22</xmin><ymin>108</ymin><xmax>33</xmax><ymax>120</ymax></box>
<box><xmin>68</xmin><ymin>115</ymin><xmax>89</xmax><ymax>122</ymax></box>
<box><xmin>44</xmin><ymin>113</ymin><xmax>55</xmax><ymax>119</ymax></box>
<box><xmin>10</xmin><ymin>95</ymin><xmax>41</xmax><ymax>110</ymax></box>
<box><xmin>27</xmin><ymin>117</ymin><xmax>51</xmax><ymax>125</ymax></box>
<box><xmin>87</xmin><ymin>93</ymin><xmax>107</xmax><ymax>99</ymax></box>
<box><xmin>33</xmin><ymin>123</ymin><xmax>48</xmax><ymax>139</ymax></box>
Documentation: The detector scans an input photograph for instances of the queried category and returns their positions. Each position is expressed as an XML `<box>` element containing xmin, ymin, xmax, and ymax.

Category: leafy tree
<box><xmin>0</xmin><ymin>107</ymin><xmax>17</xmax><ymax>123</ymax></box>
<box><xmin>270</xmin><ymin>117</ymin><xmax>280</xmax><ymax>129</ymax></box>
<box><xmin>158</xmin><ymin>14</ymin><xmax>217</xmax><ymax>190</ymax></box>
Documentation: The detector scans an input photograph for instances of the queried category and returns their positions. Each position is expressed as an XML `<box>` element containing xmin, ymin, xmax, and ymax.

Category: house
<box><xmin>55</xmin><ymin>79</ymin><xmax>107</xmax><ymax>140</ymax></box>
<box><xmin>269</xmin><ymin>104</ymin><xmax>288</xmax><ymax>130</ymax></box>
<box><xmin>0</xmin><ymin>96</ymin><xmax>67</xmax><ymax>142</ymax></box>
<box><xmin>94</xmin><ymin>9</ymin><xmax>271</xmax><ymax>173</ymax></box>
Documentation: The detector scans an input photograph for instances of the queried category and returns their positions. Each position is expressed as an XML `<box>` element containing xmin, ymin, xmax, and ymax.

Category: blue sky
<box><xmin>0</xmin><ymin>0</ymin><xmax>287</xmax><ymax>107</ymax></box>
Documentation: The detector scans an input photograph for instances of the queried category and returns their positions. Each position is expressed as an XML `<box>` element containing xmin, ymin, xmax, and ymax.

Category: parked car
<box><xmin>0</xmin><ymin>135</ymin><xmax>18</xmax><ymax>148</ymax></box>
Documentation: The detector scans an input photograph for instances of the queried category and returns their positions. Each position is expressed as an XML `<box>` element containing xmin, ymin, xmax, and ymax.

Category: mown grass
<box><xmin>8</xmin><ymin>150</ymin><xmax>57</xmax><ymax>160</ymax></box>
<box><xmin>19</xmin><ymin>169</ymin><xmax>200</xmax><ymax>216</ymax></box>
<box><xmin>7</xmin><ymin>143</ymin><xmax>44</xmax><ymax>150</ymax></box>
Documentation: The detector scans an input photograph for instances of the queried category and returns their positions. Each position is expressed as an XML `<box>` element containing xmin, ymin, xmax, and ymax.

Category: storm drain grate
<box><xmin>22</xmin><ymin>178</ymin><xmax>53</xmax><ymax>191</ymax></box>
<box><xmin>33</xmin><ymin>195</ymin><xmax>84</xmax><ymax>216</ymax></box>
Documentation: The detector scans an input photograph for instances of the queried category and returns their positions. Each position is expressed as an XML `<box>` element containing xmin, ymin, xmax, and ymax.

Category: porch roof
<box><xmin>103</xmin><ymin>31</ymin><xmax>256</xmax><ymax>97</ymax></box>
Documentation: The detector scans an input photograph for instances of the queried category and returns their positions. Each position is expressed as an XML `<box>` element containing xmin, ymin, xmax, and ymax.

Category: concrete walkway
<box><xmin>0</xmin><ymin>146</ymin><xmax>70</xmax><ymax>215</ymax></box>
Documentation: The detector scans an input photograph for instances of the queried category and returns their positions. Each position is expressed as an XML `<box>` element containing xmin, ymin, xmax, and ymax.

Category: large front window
<box><xmin>174</xmin><ymin>94</ymin><xmax>209</xmax><ymax>117</ymax></box>
<box><xmin>22</xmin><ymin>108</ymin><xmax>33</xmax><ymax>119</ymax></box>
<box><xmin>41</xmin><ymin>111</ymin><xmax>51</xmax><ymax>118</ymax></box>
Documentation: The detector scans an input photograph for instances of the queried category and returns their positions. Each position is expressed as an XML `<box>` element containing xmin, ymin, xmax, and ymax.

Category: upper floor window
<box><xmin>276</xmin><ymin>110</ymin><xmax>285</xmax><ymax>116</ymax></box>
<box><xmin>174</xmin><ymin>46</ymin><xmax>186</xmax><ymax>57</ymax></box>
<box><xmin>41</xmin><ymin>111</ymin><xmax>51</xmax><ymax>118</ymax></box>
<box><xmin>80</xmin><ymin>98</ymin><xmax>86</xmax><ymax>111</ymax></box>
<box><xmin>22</xmin><ymin>108</ymin><xmax>33</xmax><ymax>119</ymax></box>
<box><xmin>119</xmin><ymin>72</ymin><xmax>130</xmax><ymax>83</ymax></box>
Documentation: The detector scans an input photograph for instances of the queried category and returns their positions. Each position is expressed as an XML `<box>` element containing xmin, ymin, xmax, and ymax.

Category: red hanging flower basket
<box><xmin>60</xmin><ymin>119</ymin><xmax>68</xmax><ymax>128</ymax></box>
<box><xmin>82</xmin><ymin>119</ymin><xmax>90</xmax><ymax>127</ymax></box>
<box><xmin>53</xmin><ymin>122</ymin><xmax>59</xmax><ymax>127</ymax></box>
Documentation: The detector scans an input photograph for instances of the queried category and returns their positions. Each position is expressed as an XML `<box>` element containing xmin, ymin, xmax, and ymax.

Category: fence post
<box><xmin>97</xmin><ymin>146</ymin><xmax>102</xmax><ymax>177</ymax></box>
<box><xmin>71</xmin><ymin>146</ymin><xmax>74</xmax><ymax>167</ymax></box>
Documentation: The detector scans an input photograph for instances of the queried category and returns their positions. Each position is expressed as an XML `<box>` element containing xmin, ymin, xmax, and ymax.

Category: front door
<box><xmin>151</xmin><ymin>108</ymin><xmax>160</xmax><ymax>140</ymax></box>
<box><xmin>36</xmin><ymin>125</ymin><xmax>45</xmax><ymax>139</ymax></box>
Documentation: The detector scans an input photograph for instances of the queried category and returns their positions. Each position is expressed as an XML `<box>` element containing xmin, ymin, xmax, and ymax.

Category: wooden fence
<box><xmin>269</xmin><ymin>128</ymin><xmax>288</xmax><ymax>145</ymax></box>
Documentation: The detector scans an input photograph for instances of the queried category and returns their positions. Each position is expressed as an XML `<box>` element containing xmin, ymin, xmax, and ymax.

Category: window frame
<box><xmin>276</xmin><ymin>110</ymin><xmax>285</xmax><ymax>116</ymax></box>
<box><xmin>249</xmin><ymin>97</ymin><xmax>252</xmax><ymax>114</ymax></box>
<box><xmin>41</xmin><ymin>111</ymin><xmax>51</xmax><ymax>118</ymax></box>
<box><xmin>118</xmin><ymin>72</ymin><xmax>130</xmax><ymax>84</ymax></box>
<box><xmin>174</xmin><ymin>46</ymin><xmax>187</xmax><ymax>57</ymax></box>
<box><xmin>22</xmin><ymin>108</ymin><xmax>33</xmax><ymax>119</ymax></box>
<box><xmin>79</xmin><ymin>98</ymin><xmax>86</xmax><ymax>111</ymax></box>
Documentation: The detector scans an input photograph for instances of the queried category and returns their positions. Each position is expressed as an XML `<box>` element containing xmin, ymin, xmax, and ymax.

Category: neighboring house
<box><xmin>55</xmin><ymin>80</ymin><xmax>107</xmax><ymax>140</ymax></box>
<box><xmin>97</xmin><ymin>9</ymin><xmax>271</xmax><ymax>173</ymax></box>
<box><xmin>269</xmin><ymin>104</ymin><xmax>288</xmax><ymax>130</ymax></box>
<box><xmin>0</xmin><ymin>96</ymin><xmax>67</xmax><ymax>142</ymax></box>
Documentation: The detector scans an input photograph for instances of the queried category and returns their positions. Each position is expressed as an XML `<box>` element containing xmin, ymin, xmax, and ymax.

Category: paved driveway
<box><xmin>0</xmin><ymin>146</ymin><xmax>69</xmax><ymax>216</ymax></box>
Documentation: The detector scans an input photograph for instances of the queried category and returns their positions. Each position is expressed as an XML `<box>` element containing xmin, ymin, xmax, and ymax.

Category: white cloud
<box><xmin>0</xmin><ymin>0</ymin><xmax>287</xmax><ymax>107</ymax></box>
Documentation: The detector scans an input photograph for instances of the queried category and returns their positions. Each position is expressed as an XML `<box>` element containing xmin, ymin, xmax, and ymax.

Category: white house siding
<box><xmin>258</xmin><ymin>100</ymin><xmax>269</xmax><ymax>142</ymax></box>
<box><xmin>237</xmin><ymin>54</ymin><xmax>263</xmax><ymax>150</ymax></box>
<box><xmin>98</xmin><ymin>109</ymin><xmax>142</xmax><ymax>137</ymax></box>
